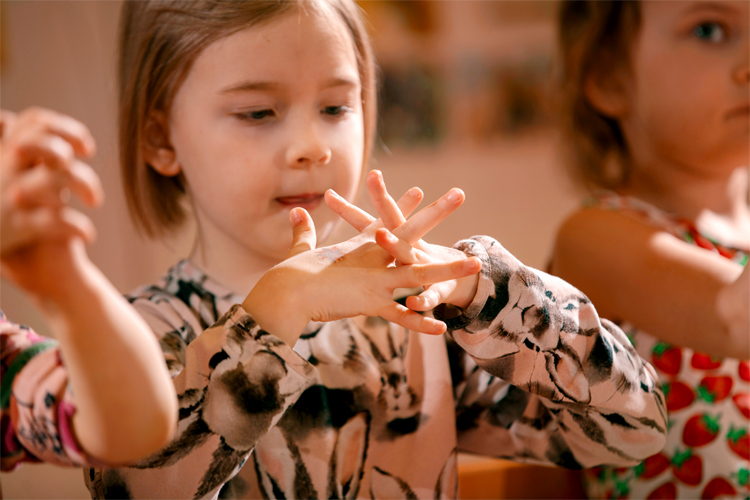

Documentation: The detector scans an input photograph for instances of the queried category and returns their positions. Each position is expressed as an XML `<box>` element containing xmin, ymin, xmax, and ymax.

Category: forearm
<box><xmin>39</xmin><ymin>258</ymin><xmax>177</xmax><ymax>464</ymax></box>
<box><xmin>443</xmin><ymin>236</ymin><xmax>668</xmax><ymax>465</ymax></box>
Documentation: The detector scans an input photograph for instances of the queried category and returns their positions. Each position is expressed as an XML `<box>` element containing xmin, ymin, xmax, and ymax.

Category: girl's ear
<box><xmin>143</xmin><ymin>112</ymin><xmax>181</xmax><ymax>177</ymax></box>
<box><xmin>583</xmin><ymin>67</ymin><xmax>630</xmax><ymax>119</ymax></box>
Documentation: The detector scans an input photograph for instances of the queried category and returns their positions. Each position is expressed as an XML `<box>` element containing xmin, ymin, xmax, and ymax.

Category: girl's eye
<box><xmin>322</xmin><ymin>106</ymin><xmax>348</xmax><ymax>117</ymax></box>
<box><xmin>237</xmin><ymin>109</ymin><xmax>274</xmax><ymax>121</ymax></box>
<box><xmin>693</xmin><ymin>22</ymin><xmax>727</xmax><ymax>43</ymax></box>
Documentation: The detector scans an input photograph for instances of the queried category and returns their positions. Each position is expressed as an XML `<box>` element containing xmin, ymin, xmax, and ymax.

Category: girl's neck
<box><xmin>189</xmin><ymin>228</ymin><xmax>279</xmax><ymax>297</ymax></box>
<box><xmin>621</xmin><ymin>164</ymin><xmax>750</xmax><ymax>247</ymax></box>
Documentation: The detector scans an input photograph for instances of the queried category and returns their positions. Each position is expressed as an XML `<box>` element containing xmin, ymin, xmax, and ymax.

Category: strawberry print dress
<box><xmin>583</xmin><ymin>194</ymin><xmax>750</xmax><ymax>500</ymax></box>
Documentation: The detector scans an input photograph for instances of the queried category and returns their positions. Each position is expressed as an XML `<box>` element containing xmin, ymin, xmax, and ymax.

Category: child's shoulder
<box><xmin>125</xmin><ymin>260</ymin><xmax>239</xmax><ymax>338</ymax></box>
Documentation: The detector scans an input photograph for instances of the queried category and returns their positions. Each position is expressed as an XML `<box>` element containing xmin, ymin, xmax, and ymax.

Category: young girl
<box><xmin>553</xmin><ymin>1</ymin><xmax>750</xmax><ymax>498</ymax></box>
<box><xmin>87</xmin><ymin>1</ymin><xmax>668</xmax><ymax>498</ymax></box>
<box><xmin>0</xmin><ymin>107</ymin><xmax>177</xmax><ymax>470</ymax></box>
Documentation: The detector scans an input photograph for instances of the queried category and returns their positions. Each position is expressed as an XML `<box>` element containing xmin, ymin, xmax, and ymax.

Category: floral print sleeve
<box><xmin>1</xmin><ymin>312</ymin><xmax>100</xmax><ymax>471</ymax></box>
<box><xmin>439</xmin><ymin>236</ymin><xmax>669</xmax><ymax>468</ymax></box>
<box><xmin>86</xmin><ymin>280</ymin><xmax>316</xmax><ymax>499</ymax></box>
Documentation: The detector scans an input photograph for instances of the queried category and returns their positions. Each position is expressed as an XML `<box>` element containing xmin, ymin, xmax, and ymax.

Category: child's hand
<box><xmin>243</xmin><ymin>205</ymin><xmax>481</xmax><ymax>345</ymax></box>
<box><xmin>326</xmin><ymin>170</ymin><xmax>480</xmax><ymax>312</ymax></box>
<box><xmin>0</xmin><ymin>107</ymin><xmax>103</xmax><ymax>297</ymax></box>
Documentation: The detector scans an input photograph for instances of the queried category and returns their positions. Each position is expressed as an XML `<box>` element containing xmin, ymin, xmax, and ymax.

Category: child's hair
<box><xmin>557</xmin><ymin>1</ymin><xmax>641</xmax><ymax>192</ymax></box>
<box><xmin>118</xmin><ymin>0</ymin><xmax>376</xmax><ymax>237</ymax></box>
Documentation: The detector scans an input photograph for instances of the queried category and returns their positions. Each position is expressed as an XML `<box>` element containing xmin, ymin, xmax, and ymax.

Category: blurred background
<box><xmin>0</xmin><ymin>1</ymin><xmax>585</xmax><ymax>498</ymax></box>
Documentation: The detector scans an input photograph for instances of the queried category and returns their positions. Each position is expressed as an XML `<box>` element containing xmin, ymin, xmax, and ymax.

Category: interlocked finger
<box><xmin>366</xmin><ymin>170</ymin><xmax>405</xmax><ymax>230</ymax></box>
<box><xmin>406</xmin><ymin>282</ymin><xmax>458</xmax><ymax>312</ymax></box>
<box><xmin>391</xmin><ymin>257</ymin><xmax>480</xmax><ymax>289</ymax></box>
<box><xmin>375</xmin><ymin>228</ymin><xmax>423</xmax><ymax>265</ymax></box>
<box><xmin>392</xmin><ymin>188</ymin><xmax>465</xmax><ymax>245</ymax></box>
<box><xmin>325</xmin><ymin>189</ymin><xmax>374</xmax><ymax>231</ymax></box>
<box><xmin>378</xmin><ymin>302</ymin><xmax>446</xmax><ymax>335</ymax></box>
<box><xmin>10</xmin><ymin>160</ymin><xmax>103</xmax><ymax>209</ymax></box>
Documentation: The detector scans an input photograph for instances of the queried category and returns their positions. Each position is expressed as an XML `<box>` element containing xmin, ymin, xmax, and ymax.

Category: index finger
<box><xmin>15</xmin><ymin>107</ymin><xmax>96</xmax><ymax>158</ymax></box>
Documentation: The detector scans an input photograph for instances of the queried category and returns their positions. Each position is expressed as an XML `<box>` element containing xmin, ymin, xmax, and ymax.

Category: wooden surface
<box><xmin>458</xmin><ymin>454</ymin><xmax>587</xmax><ymax>499</ymax></box>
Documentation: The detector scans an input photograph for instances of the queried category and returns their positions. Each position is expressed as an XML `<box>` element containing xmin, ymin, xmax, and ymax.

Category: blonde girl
<box><xmin>554</xmin><ymin>1</ymin><xmax>750</xmax><ymax>498</ymax></box>
<box><xmin>88</xmin><ymin>1</ymin><xmax>668</xmax><ymax>498</ymax></box>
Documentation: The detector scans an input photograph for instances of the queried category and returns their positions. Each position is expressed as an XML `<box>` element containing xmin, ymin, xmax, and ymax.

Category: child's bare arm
<box><xmin>0</xmin><ymin>107</ymin><xmax>177</xmax><ymax>464</ymax></box>
<box><xmin>552</xmin><ymin>208</ymin><xmax>747</xmax><ymax>359</ymax></box>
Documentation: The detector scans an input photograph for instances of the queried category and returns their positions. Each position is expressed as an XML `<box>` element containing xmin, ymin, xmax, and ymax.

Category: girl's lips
<box><xmin>275</xmin><ymin>193</ymin><xmax>324</xmax><ymax>210</ymax></box>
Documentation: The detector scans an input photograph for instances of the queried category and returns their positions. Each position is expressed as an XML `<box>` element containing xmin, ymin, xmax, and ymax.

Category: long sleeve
<box><xmin>438</xmin><ymin>236</ymin><xmax>668</xmax><ymax>469</ymax></box>
<box><xmin>86</xmin><ymin>287</ymin><xmax>316</xmax><ymax>500</ymax></box>
<box><xmin>1</xmin><ymin>313</ymin><xmax>101</xmax><ymax>471</ymax></box>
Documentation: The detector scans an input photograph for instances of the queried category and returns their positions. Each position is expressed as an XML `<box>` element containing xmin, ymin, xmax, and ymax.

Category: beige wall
<box><xmin>0</xmin><ymin>2</ymin><xmax>579</xmax><ymax>498</ymax></box>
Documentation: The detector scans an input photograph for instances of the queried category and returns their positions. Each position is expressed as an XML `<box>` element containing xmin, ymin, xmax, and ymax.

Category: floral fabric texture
<box><xmin>86</xmin><ymin>236</ymin><xmax>668</xmax><ymax>500</ymax></box>
<box><xmin>1</xmin><ymin>311</ymin><xmax>99</xmax><ymax>472</ymax></box>
<box><xmin>583</xmin><ymin>194</ymin><xmax>750</xmax><ymax>500</ymax></box>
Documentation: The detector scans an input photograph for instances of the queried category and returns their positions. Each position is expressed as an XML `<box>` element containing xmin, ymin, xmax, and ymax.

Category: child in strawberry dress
<box><xmin>552</xmin><ymin>1</ymin><xmax>750</xmax><ymax>499</ymax></box>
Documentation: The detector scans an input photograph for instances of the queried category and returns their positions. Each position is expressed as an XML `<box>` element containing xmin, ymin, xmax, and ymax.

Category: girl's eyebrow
<box><xmin>323</xmin><ymin>77</ymin><xmax>359</xmax><ymax>89</ymax></box>
<box><xmin>682</xmin><ymin>1</ymin><xmax>738</xmax><ymax>15</ymax></box>
<box><xmin>220</xmin><ymin>81</ymin><xmax>281</xmax><ymax>94</ymax></box>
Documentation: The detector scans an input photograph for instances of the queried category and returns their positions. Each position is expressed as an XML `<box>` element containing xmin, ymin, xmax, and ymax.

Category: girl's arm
<box><xmin>551</xmin><ymin>208</ymin><xmax>747</xmax><ymax>359</ymax></box>
<box><xmin>441</xmin><ymin>235</ymin><xmax>668</xmax><ymax>468</ymax></box>
<box><xmin>0</xmin><ymin>107</ymin><xmax>177</xmax><ymax>466</ymax></box>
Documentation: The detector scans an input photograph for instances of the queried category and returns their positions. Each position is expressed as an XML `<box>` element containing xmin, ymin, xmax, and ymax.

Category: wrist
<box><xmin>242</xmin><ymin>267</ymin><xmax>309</xmax><ymax>345</ymax></box>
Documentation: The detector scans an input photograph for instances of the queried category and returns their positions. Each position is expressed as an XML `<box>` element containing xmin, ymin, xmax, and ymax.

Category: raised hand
<box><xmin>0</xmin><ymin>107</ymin><xmax>103</xmax><ymax>297</ymax></box>
<box><xmin>326</xmin><ymin>170</ymin><xmax>480</xmax><ymax>312</ymax></box>
<box><xmin>242</xmin><ymin>206</ymin><xmax>481</xmax><ymax>345</ymax></box>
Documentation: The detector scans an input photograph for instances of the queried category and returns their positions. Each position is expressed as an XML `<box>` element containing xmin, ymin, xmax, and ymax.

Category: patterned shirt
<box><xmin>1</xmin><ymin>312</ymin><xmax>100</xmax><ymax>472</ymax></box>
<box><xmin>86</xmin><ymin>236</ymin><xmax>668</xmax><ymax>500</ymax></box>
<box><xmin>582</xmin><ymin>195</ymin><xmax>750</xmax><ymax>500</ymax></box>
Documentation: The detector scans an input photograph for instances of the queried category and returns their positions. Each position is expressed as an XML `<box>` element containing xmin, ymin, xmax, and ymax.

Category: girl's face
<box><xmin>621</xmin><ymin>1</ymin><xmax>749</xmax><ymax>175</ymax></box>
<box><xmin>167</xmin><ymin>7</ymin><xmax>364</xmax><ymax>263</ymax></box>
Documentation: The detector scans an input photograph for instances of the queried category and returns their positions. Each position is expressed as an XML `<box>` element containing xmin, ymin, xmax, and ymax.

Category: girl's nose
<box><xmin>734</xmin><ymin>62</ymin><xmax>750</xmax><ymax>85</ymax></box>
<box><xmin>286</xmin><ymin>126</ymin><xmax>332</xmax><ymax>168</ymax></box>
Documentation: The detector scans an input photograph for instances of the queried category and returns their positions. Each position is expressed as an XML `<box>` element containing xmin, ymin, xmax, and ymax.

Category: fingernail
<box><xmin>290</xmin><ymin>208</ymin><xmax>302</xmax><ymax>224</ymax></box>
<box><xmin>408</xmin><ymin>187</ymin><xmax>421</xmax><ymax>198</ymax></box>
<box><xmin>328</xmin><ymin>189</ymin><xmax>342</xmax><ymax>200</ymax></box>
<box><xmin>446</xmin><ymin>189</ymin><xmax>461</xmax><ymax>204</ymax></box>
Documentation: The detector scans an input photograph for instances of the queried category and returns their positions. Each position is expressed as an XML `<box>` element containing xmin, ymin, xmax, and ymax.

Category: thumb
<box><xmin>286</xmin><ymin>207</ymin><xmax>317</xmax><ymax>258</ymax></box>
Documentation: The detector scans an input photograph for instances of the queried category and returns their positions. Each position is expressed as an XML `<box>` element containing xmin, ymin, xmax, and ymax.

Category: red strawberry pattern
<box><xmin>683</xmin><ymin>413</ymin><xmax>721</xmax><ymax>447</ymax></box>
<box><xmin>636</xmin><ymin>452</ymin><xmax>671</xmax><ymax>480</ymax></box>
<box><xmin>727</xmin><ymin>425</ymin><xmax>750</xmax><ymax>460</ymax></box>
<box><xmin>733</xmin><ymin>393</ymin><xmax>750</xmax><ymax>419</ymax></box>
<box><xmin>646</xmin><ymin>481</ymin><xmax>677</xmax><ymax>499</ymax></box>
<box><xmin>692</xmin><ymin>353</ymin><xmax>723</xmax><ymax>370</ymax></box>
<box><xmin>671</xmin><ymin>449</ymin><xmax>703</xmax><ymax>486</ymax></box>
<box><xmin>697</xmin><ymin>376</ymin><xmax>734</xmax><ymax>403</ymax></box>
<box><xmin>701</xmin><ymin>477</ymin><xmax>737</xmax><ymax>499</ymax></box>
<box><xmin>664</xmin><ymin>381</ymin><xmax>695</xmax><ymax>412</ymax></box>
<box><xmin>652</xmin><ymin>343</ymin><xmax>682</xmax><ymax>376</ymax></box>
<box><xmin>582</xmin><ymin>194</ymin><xmax>749</xmax><ymax>500</ymax></box>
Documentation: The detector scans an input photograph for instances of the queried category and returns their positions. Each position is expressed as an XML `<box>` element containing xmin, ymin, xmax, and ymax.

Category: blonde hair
<box><xmin>118</xmin><ymin>0</ymin><xmax>376</xmax><ymax>237</ymax></box>
<box><xmin>557</xmin><ymin>0</ymin><xmax>641</xmax><ymax>191</ymax></box>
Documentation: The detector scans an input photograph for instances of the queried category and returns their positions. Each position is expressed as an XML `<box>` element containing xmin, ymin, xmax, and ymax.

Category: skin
<box><xmin>0</xmin><ymin>108</ymin><xmax>177</xmax><ymax>464</ymax></box>
<box><xmin>143</xmin><ymin>6</ymin><xmax>480</xmax><ymax>344</ymax></box>
<box><xmin>552</xmin><ymin>0</ymin><xmax>750</xmax><ymax>359</ymax></box>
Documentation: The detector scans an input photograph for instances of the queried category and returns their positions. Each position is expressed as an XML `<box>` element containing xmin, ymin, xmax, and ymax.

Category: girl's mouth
<box><xmin>275</xmin><ymin>193</ymin><xmax>324</xmax><ymax>210</ymax></box>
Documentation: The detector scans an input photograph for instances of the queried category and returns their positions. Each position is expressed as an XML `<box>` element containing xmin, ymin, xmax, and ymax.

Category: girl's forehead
<box><xmin>189</xmin><ymin>6</ymin><xmax>360</xmax><ymax>90</ymax></box>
